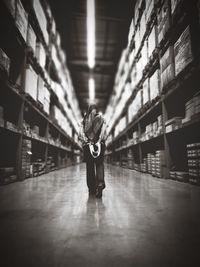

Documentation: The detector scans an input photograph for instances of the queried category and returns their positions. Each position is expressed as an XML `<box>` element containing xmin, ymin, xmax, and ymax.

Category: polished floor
<box><xmin>0</xmin><ymin>164</ymin><xmax>200</xmax><ymax>267</ymax></box>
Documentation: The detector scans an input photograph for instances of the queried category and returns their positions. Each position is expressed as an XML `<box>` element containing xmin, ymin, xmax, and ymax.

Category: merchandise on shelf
<box><xmin>25</xmin><ymin>64</ymin><xmax>38</xmax><ymax>101</ymax></box>
<box><xmin>147</xmin><ymin>25</ymin><xmax>158</xmax><ymax>58</ymax></box>
<box><xmin>140</xmin><ymin>11</ymin><xmax>146</xmax><ymax>40</ymax></box>
<box><xmin>171</xmin><ymin>0</ymin><xmax>182</xmax><ymax>14</ymax></box>
<box><xmin>36</xmin><ymin>42</ymin><xmax>46</xmax><ymax>69</ymax></box>
<box><xmin>0</xmin><ymin>48</ymin><xmax>10</xmax><ymax>75</ymax></box>
<box><xmin>15</xmin><ymin>0</ymin><xmax>28</xmax><ymax>42</ymax></box>
<box><xmin>149</xmin><ymin>68</ymin><xmax>160</xmax><ymax>100</ymax></box>
<box><xmin>174</xmin><ymin>26</ymin><xmax>193</xmax><ymax>76</ymax></box>
<box><xmin>165</xmin><ymin>117</ymin><xmax>183</xmax><ymax>133</ymax></box>
<box><xmin>33</xmin><ymin>159</ymin><xmax>46</xmax><ymax>176</ymax></box>
<box><xmin>187</xmin><ymin>143</ymin><xmax>200</xmax><ymax>183</ymax></box>
<box><xmin>141</xmin><ymin>40</ymin><xmax>148</xmax><ymax>69</ymax></box>
<box><xmin>157</xmin><ymin>0</ymin><xmax>170</xmax><ymax>43</ymax></box>
<box><xmin>43</xmin><ymin>85</ymin><xmax>50</xmax><ymax>114</ymax></box>
<box><xmin>160</xmin><ymin>46</ymin><xmax>175</xmax><ymax>90</ymax></box>
<box><xmin>134</xmin><ymin>0</ymin><xmax>143</xmax><ymax>25</ymax></box>
<box><xmin>142</xmin><ymin>78</ymin><xmax>149</xmax><ymax>106</ymax></box>
<box><xmin>3</xmin><ymin>0</ymin><xmax>16</xmax><ymax>18</ymax></box>
<box><xmin>134</xmin><ymin>28</ymin><xmax>141</xmax><ymax>55</ymax></box>
<box><xmin>128</xmin><ymin>19</ymin><xmax>135</xmax><ymax>46</ymax></box>
<box><xmin>182</xmin><ymin>94</ymin><xmax>200</xmax><ymax>123</ymax></box>
<box><xmin>32</xmin><ymin>0</ymin><xmax>49</xmax><ymax>45</ymax></box>
<box><xmin>22</xmin><ymin>139</ymin><xmax>32</xmax><ymax>178</ymax></box>
<box><xmin>155</xmin><ymin>150</ymin><xmax>165</xmax><ymax>178</ymax></box>
<box><xmin>27</xmin><ymin>24</ymin><xmax>37</xmax><ymax>53</ymax></box>
<box><xmin>145</xmin><ymin>0</ymin><xmax>157</xmax><ymax>23</ymax></box>
<box><xmin>37</xmin><ymin>75</ymin><xmax>45</xmax><ymax>106</ymax></box>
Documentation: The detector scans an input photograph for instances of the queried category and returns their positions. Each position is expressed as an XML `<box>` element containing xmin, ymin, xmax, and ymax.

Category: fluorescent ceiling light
<box><xmin>87</xmin><ymin>0</ymin><xmax>95</xmax><ymax>69</ymax></box>
<box><xmin>89</xmin><ymin>78</ymin><xmax>95</xmax><ymax>102</ymax></box>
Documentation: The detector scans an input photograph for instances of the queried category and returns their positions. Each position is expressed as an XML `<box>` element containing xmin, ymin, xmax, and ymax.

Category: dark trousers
<box><xmin>84</xmin><ymin>144</ymin><xmax>105</xmax><ymax>192</ymax></box>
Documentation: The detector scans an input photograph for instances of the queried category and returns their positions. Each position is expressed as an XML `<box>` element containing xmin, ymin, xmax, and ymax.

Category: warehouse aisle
<box><xmin>0</xmin><ymin>164</ymin><xmax>200</xmax><ymax>267</ymax></box>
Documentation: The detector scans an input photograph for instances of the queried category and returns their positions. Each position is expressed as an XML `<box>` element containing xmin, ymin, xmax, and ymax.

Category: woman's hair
<box><xmin>88</xmin><ymin>104</ymin><xmax>98</xmax><ymax>114</ymax></box>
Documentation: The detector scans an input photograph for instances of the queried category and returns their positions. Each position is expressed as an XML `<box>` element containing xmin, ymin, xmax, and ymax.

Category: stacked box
<box><xmin>36</xmin><ymin>42</ymin><xmax>46</xmax><ymax>68</ymax></box>
<box><xmin>157</xmin><ymin>0</ymin><xmax>170</xmax><ymax>43</ymax></box>
<box><xmin>174</xmin><ymin>26</ymin><xmax>193</xmax><ymax>76</ymax></box>
<box><xmin>160</xmin><ymin>46</ymin><xmax>175</xmax><ymax>90</ymax></box>
<box><xmin>140</xmin><ymin>12</ymin><xmax>146</xmax><ymax>40</ymax></box>
<box><xmin>170</xmin><ymin>171</ymin><xmax>176</xmax><ymax>179</ymax></box>
<box><xmin>25</xmin><ymin>65</ymin><xmax>38</xmax><ymax>101</ymax></box>
<box><xmin>194</xmin><ymin>95</ymin><xmax>200</xmax><ymax>115</ymax></box>
<box><xmin>142</xmin><ymin>79</ymin><xmax>149</xmax><ymax>106</ymax></box>
<box><xmin>15</xmin><ymin>0</ymin><xmax>28</xmax><ymax>41</ymax></box>
<box><xmin>37</xmin><ymin>75</ymin><xmax>45</xmax><ymax>106</ymax></box>
<box><xmin>155</xmin><ymin>150</ymin><xmax>165</xmax><ymax>178</ymax></box>
<box><xmin>171</xmin><ymin>0</ymin><xmax>182</xmax><ymax>14</ymax></box>
<box><xmin>141</xmin><ymin>158</ymin><xmax>147</xmax><ymax>173</ymax></box>
<box><xmin>149</xmin><ymin>69</ymin><xmax>160</xmax><ymax>100</ymax></box>
<box><xmin>134</xmin><ymin>163</ymin><xmax>140</xmax><ymax>172</ymax></box>
<box><xmin>145</xmin><ymin>0</ymin><xmax>157</xmax><ymax>23</ymax></box>
<box><xmin>176</xmin><ymin>172</ymin><xmax>189</xmax><ymax>182</ymax></box>
<box><xmin>141</xmin><ymin>41</ymin><xmax>148</xmax><ymax>68</ymax></box>
<box><xmin>43</xmin><ymin>86</ymin><xmax>50</xmax><ymax>114</ymax></box>
<box><xmin>27</xmin><ymin>24</ymin><xmax>36</xmax><ymax>53</ymax></box>
<box><xmin>151</xmin><ymin>155</ymin><xmax>156</xmax><ymax>176</ymax></box>
<box><xmin>22</xmin><ymin>139</ymin><xmax>32</xmax><ymax>178</ymax></box>
<box><xmin>3</xmin><ymin>0</ymin><xmax>16</xmax><ymax>18</ymax></box>
<box><xmin>128</xmin><ymin>19</ymin><xmax>135</xmax><ymax>46</ymax></box>
<box><xmin>134</xmin><ymin>0</ymin><xmax>143</xmax><ymax>24</ymax></box>
<box><xmin>0</xmin><ymin>48</ymin><xmax>11</xmax><ymax>75</ymax></box>
<box><xmin>32</xmin><ymin>0</ymin><xmax>49</xmax><ymax>45</ymax></box>
<box><xmin>147</xmin><ymin>25</ymin><xmax>158</xmax><ymax>58</ymax></box>
<box><xmin>147</xmin><ymin>153</ymin><xmax>154</xmax><ymax>173</ymax></box>
<box><xmin>187</xmin><ymin>143</ymin><xmax>200</xmax><ymax>183</ymax></box>
<box><xmin>135</xmin><ymin>28</ymin><xmax>141</xmax><ymax>55</ymax></box>
<box><xmin>33</xmin><ymin>159</ymin><xmax>46</xmax><ymax>176</ymax></box>
<box><xmin>165</xmin><ymin>117</ymin><xmax>183</xmax><ymax>133</ymax></box>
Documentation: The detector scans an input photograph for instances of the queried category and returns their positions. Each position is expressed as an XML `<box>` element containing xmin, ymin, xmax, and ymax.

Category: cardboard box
<box><xmin>147</xmin><ymin>25</ymin><xmax>158</xmax><ymax>58</ymax></box>
<box><xmin>145</xmin><ymin>0</ymin><xmax>157</xmax><ymax>23</ymax></box>
<box><xmin>27</xmin><ymin>24</ymin><xmax>36</xmax><ymax>53</ymax></box>
<box><xmin>149</xmin><ymin>69</ymin><xmax>160</xmax><ymax>100</ymax></box>
<box><xmin>32</xmin><ymin>0</ymin><xmax>49</xmax><ymax>45</ymax></box>
<box><xmin>142</xmin><ymin>79</ymin><xmax>149</xmax><ymax>105</ymax></box>
<box><xmin>0</xmin><ymin>48</ymin><xmax>10</xmax><ymax>75</ymax></box>
<box><xmin>140</xmin><ymin>12</ymin><xmax>146</xmax><ymax>40</ymax></box>
<box><xmin>174</xmin><ymin>26</ymin><xmax>193</xmax><ymax>76</ymax></box>
<box><xmin>157</xmin><ymin>0</ymin><xmax>170</xmax><ymax>43</ymax></box>
<box><xmin>141</xmin><ymin>41</ymin><xmax>148</xmax><ymax>68</ymax></box>
<box><xmin>161</xmin><ymin>64</ymin><xmax>175</xmax><ymax>90</ymax></box>
<box><xmin>36</xmin><ymin>42</ymin><xmax>46</xmax><ymax>68</ymax></box>
<box><xmin>25</xmin><ymin>65</ymin><xmax>38</xmax><ymax>101</ymax></box>
<box><xmin>37</xmin><ymin>76</ymin><xmax>45</xmax><ymax>105</ymax></box>
<box><xmin>15</xmin><ymin>0</ymin><xmax>28</xmax><ymax>41</ymax></box>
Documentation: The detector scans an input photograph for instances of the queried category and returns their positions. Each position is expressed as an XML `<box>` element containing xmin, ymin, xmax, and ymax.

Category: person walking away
<box><xmin>78</xmin><ymin>104</ymin><xmax>107</xmax><ymax>198</ymax></box>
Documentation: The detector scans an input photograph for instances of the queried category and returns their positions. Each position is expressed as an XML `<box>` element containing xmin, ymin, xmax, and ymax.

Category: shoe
<box><xmin>96</xmin><ymin>186</ymin><xmax>103</xmax><ymax>198</ymax></box>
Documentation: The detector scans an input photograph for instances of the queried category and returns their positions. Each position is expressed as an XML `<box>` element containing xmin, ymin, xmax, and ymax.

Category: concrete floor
<box><xmin>0</xmin><ymin>164</ymin><xmax>200</xmax><ymax>267</ymax></box>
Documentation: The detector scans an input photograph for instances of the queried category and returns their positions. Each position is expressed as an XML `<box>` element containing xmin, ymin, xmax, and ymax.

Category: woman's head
<box><xmin>87</xmin><ymin>104</ymin><xmax>98</xmax><ymax>115</ymax></box>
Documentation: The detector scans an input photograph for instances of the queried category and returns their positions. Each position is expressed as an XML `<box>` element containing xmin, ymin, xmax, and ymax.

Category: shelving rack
<box><xmin>0</xmin><ymin>0</ymin><xmax>82</xmax><ymax>185</ymax></box>
<box><xmin>105</xmin><ymin>0</ymin><xmax>200</xmax><ymax>185</ymax></box>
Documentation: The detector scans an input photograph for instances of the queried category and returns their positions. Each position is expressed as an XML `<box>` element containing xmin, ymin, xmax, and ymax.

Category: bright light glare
<box><xmin>89</xmin><ymin>78</ymin><xmax>95</xmax><ymax>102</ymax></box>
<box><xmin>87</xmin><ymin>0</ymin><xmax>95</xmax><ymax>69</ymax></box>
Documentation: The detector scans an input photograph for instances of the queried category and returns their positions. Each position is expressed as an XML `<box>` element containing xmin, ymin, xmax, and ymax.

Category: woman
<box><xmin>79</xmin><ymin>104</ymin><xmax>106</xmax><ymax>198</ymax></box>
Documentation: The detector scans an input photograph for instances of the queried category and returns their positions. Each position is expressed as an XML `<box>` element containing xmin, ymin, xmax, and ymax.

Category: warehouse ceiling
<box><xmin>48</xmin><ymin>0</ymin><xmax>133</xmax><ymax>114</ymax></box>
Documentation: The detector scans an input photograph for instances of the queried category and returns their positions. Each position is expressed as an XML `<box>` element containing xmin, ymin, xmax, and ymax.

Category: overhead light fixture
<box><xmin>89</xmin><ymin>78</ymin><xmax>95</xmax><ymax>102</ymax></box>
<box><xmin>87</xmin><ymin>0</ymin><xmax>95</xmax><ymax>69</ymax></box>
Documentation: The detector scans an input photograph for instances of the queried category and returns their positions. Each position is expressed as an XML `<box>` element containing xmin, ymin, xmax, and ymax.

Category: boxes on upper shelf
<box><xmin>0</xmin><ymin>48</ymin><xmax>10</xmax><ymax>75</ymax></box>
<box><xmin>165</xmin><ymin>117</ymin><xmax>183</xmax><ymax>133</ymax></box>
<box><xmin>182</xmin><ymin>94</ymin><xmax>200</xmax><ymax>123</ymax></box>
<box><xmin>149</xmin><ymin>68</ymin><xmax>160</xmax><ymax>100</ymax></box>
<box><xmin>140</xmin><ymin>12</ymin><xmax>146</xmax><ymax>40</ymax></box>
<box><xmin>43</xmin><ymin>85</ymin><xmax>50</xmax><ymax>114</ymax></box>
<box><xmin>147</xmin><ymin>25</ymin><xmax>158</xmax><ymax>58</ymax></box>
<box><xmin>174</xmin><ymin>26</ymin><xmax>193</xmax><ymax>76</ymax></box>
<box><xmin>27</xmin><ymin>24</ymin><xmax>36</xmax><ymax>53</ymax></box>
<box><xmin>171</xmin><ymin>0</ymin><xmax>182</xmax><ymax>15</ymax></box>
<box><xmin>3</xmin><ymin>0</ymin><xmax>16</xmax><ymax>18</ymax></box>
<box><xmin>25</xmin><ymin>65</ymin><xmax>38</xmax><ymax>101</ymax></box>
<box><xmin>32</xmin><ymin>0</ymin><xmax>49</xmax><ymax>45</ymax></box>
<box><xmin>157</xmin><ymin>0</ymin><xmax>170</xmax><ymax>43</ymax></box>
<box><xmin>37</xmin><ymin>75</ymin><xmax>45</xmax><ymax>106</ymax></box>
<box><xmin>15</xmin><ymin>0</ymin><xmax>28</xmax><ymax>42</ymax></box>
<box><xmin>160</xmin><ymin>46</ymin><xmax>175</xmax><ymax>90</ymax></box>
<box><xmin>141</xmin><ymin>41</ymin><xmax>148</xmax><ymax>69</ymax></box>
<box><xmin>134</xmin><ymin>0</ymin><xmax>143</xmax><ymax>25</ymax></box>
<box><xmin>145</xmin><ymin>0</ymin><xmax>157</xmax><ymax>23</ymax></box>
<box><xmin>128</xmin><ymin>19</ymin><xmax>135</xmax><ymax>46</ymax></box>
<box><xmin>36</xmin><ymin>42</ymin><xmax>46</xmax><ymax>69</ymax></box>
<box><xmin>142</xmin><ymin>78</ymin><xmax>149</xmax><ymax>106</ymax></box>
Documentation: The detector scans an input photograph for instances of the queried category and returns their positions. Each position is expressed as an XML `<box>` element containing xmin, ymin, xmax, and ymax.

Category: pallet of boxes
<box><xmin>187</xmin><ymin>143</ymin><xmax>200</xmax><ymax>185</ymax></box>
